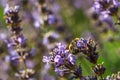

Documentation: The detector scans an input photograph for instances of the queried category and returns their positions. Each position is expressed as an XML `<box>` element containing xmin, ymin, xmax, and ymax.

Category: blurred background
<box><xmin>0</xmin><ymin>0</ymin><xmax>120</xmax><ymax>80</ymax></box>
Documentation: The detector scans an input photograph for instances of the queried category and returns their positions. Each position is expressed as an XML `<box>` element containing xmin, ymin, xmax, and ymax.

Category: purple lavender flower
<box><xmin>67</xmin><ymin>54</ymin><xmax>76</xmax><ymax>65</ymax></box>
<box><xmin>5</xmin><ymin>39</ymin><xmax>16</xmax><ymax>48</ymax></box>
<box><xmin>29</xmin><ymin>48</ymin><xmax>36</xmax><ymax>56</ymax></box>
<box><xmin>47</xmin><ymin>14</ymin><xmax>57</xmax><ymax>25</ymax></box>
<box><xmin>54</xmin><ymin>55</ymin><xmax>61</xmax><ymax>63</ymax></box>
<box><xmin>10</xmin><ymin>54</ymin><xmax>20</xmax><ymax>64</ymax></box>
<box><xmin>42</xmin><ymin>56</ymin><xmax>51</xmax><ymax>63</ymax></box>
<box><xmin>99</xmin><ymin>11</ymin><xmax>116</xmax><ymax>31</ymax></box>
<box><xmin>54</xmin><ymin>43</ymin><xmax>67</xmax><ymax>55</ymax></box>
<box><xmin>4</xmin><ymin>4</ymin><xmax>35</xmax><ymax>79</ymax></box>
<box><xmin>113</xmin><ymin>0</ymin><xmax>120</xmax><ymax>6</ymax></box>
<box><xmin>43</xmin><ymin>43</ymin><xmax>76</xmax><ymax>76</ymax></box>
<box><xmin>92</xmin><ymin>0</ymin><xmax>120</xmax><ymax>31</ymax></box>
<box><xmin>55</xmin><ymin>68</ymin><xmax>69</xmax><ymax>76</ymax></box>
<box><xmin>17</xmin><ymin>34</ymin><xmax>26</xmax><ymax>46</ymax></box>
<box><xmin>69</xmin><ymin>37</ymin><xmax>98</xmax><ymax>64</ymax></box>
<box><xmin>76</xmin><ymin>38</ymin><xmax>87</xmax><ymax>49</ymax></box>
<box><xmin>4</xmin><ymin>34</ymin><xmax>26</xmax><ymax>48</ymax></box>
<box><xmin>93</xmin><ymin>1</ymin><xmax>103</xmax><ymax>14</ymax></box>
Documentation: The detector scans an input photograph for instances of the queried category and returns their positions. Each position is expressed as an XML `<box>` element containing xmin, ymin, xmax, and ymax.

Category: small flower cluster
<box><xmin>4</xmin><ymin>4</ymin><xmax>27</xmax><ymax>64</ymax></box>
<box><xmin>43</xmin><ymin>43</ymin><xmax>76</xmax><ymax>76</ymax></box>
<box><xmin>4</xmin><ymin>4</ymin><xmax>22</xmax><ymax>34</ymax></box>
<box><xmin>4</xmin><ymin>4</ymin><xmax>35</xmax><ymax>79</ymax></box>
<box><xmin>38</xmin><ymin>0</ymin><xmax>57</xmax><ymax>25</ymax></box>
<box><xmin>93</xmin><ymin>0</ymin><xmax>120</xmax><ymax>15</ymax></box>
<box><xmin>32</xmin><ymin>0</ymin><xmax>57</xmax><ymax>28</ymax></box>
<box><xmin>92</xmin><ymin>0</ymin><xmax>120</xmax><ymax>31</ymax></box>
<box><xmin>69</xmin><ymin>37</ymin><xmax>98</xmax><ymax>64</ymax></box>
<box><xmin>43</xmin><ymin>37</ymin><xmax>106</xmax><ymax>79</ymax></box>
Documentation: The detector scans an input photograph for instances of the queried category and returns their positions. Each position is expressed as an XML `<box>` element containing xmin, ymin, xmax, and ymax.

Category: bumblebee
<box><xmin>68</xmin><ymin>38</ymin><xmax>80</xmax><ymax>55</ymax></box>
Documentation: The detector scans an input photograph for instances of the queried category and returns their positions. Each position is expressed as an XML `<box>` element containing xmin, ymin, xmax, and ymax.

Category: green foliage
<box><xmin>0</xmin><ymin>6</ymin><xmax>5</xmax><ymax>27</ymax></box>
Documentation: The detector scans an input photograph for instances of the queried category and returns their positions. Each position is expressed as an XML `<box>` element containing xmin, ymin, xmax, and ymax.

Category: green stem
<box><xmin>100</xmin><ymin>75</ymin><xmax>103</xmax><ymax>80</ymax></box>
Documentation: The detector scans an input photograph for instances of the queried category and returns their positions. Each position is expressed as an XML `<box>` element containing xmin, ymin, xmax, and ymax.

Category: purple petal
<box><xmin>67</xmin><ymin>54</ymin><xmax>76</xmax><ymax>65</ymax></box>
<box><xmin>43</xmin><ymin>56</ymin><xmax>50</xmax><ymax>63</ymax></box>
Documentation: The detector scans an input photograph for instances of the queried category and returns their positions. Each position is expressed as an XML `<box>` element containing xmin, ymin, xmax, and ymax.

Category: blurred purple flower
<box><xmin>10</xmin><ymin>54</ymin><xmax>20</xmax><ymax>63</ymax></box>
<box><xmin>55</xmin><ymin>68</ymin><xmax>68</xmax><ymax>76</ymax></box>
<box><xmin>42</xmin><ymin>56</ymin><xmax>50</xmax><ymax>63</ymax></box>
<box><xmin>99</xmin><ymin>11</ymin><xmax>116</xmax><ymax>31</ymax></box>
<box><xmin>92</xmin><ymin>0</ymin><xmax>120</xmax><ymax>31</ymax></box>
<box><xmin>4</xmin><ymin>34</ymin><xmax>26</xmax><ymax>48</ymax></box>
<box><xmin>0</xmin><ymin>33</ymin><xmax>7</xmax><ymax>40</ymax></box>
<box><xmin>93</xmin><ymin>1</ymin><xmax>103</xmax><ymax>14</ymax></box>
<box><xmin>4</xmin><ymin>39</ymin><xmax>15</xmax><ymax>48</ymax></box>
<box><xmin>29</xmin><ymin>48</ymin><xmax>36</xmax><ymax>56</ymax></box>
<box><xmin>42</xmin><ymin>31</ymin><xmax>60</xmax><ymax>49</ymax></box>
<box><xmin>113</xmin><ymin>0</ymin><xmax>120</xmax><ymax>6</ymax></box>
<box><xmin>26</xmin><ymin>60</ymin><xmax>35</xmax><ymax>68</ymax></box>
<box><xmin>17</xmin><ymin>35</ymin><xmax>27</xmax><ymax>46</ymax></box>
<box><xmin>47</xmin><ymin>14</ymin><xmax>56</xmax><ymax>25</ymax></box>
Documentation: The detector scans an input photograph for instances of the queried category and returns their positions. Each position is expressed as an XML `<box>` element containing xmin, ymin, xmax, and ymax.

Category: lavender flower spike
<box><xmin>43</xmin><ymin>43</ymin><xmax>76</xmax><ymax>76</ymax></box>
